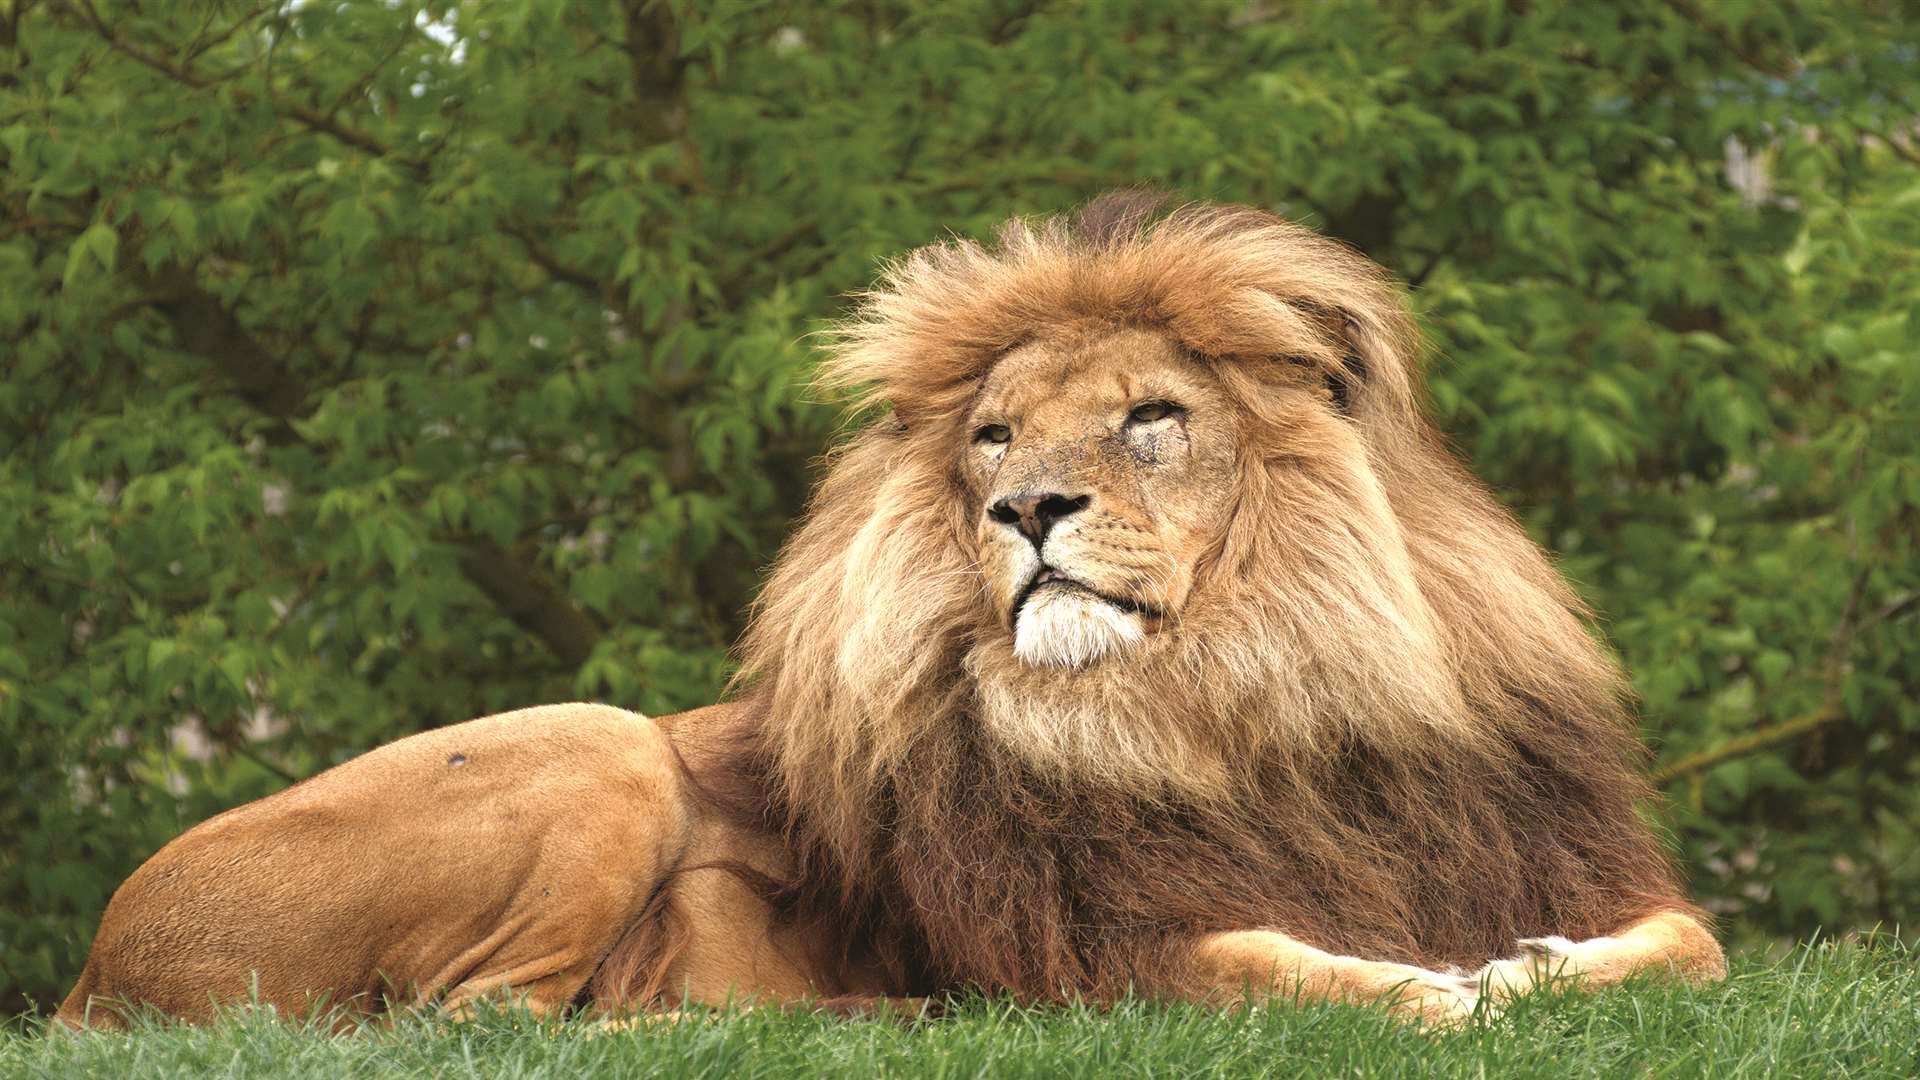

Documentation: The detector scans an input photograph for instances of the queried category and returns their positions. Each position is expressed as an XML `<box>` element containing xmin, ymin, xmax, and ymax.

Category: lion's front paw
<box><xmin>1369</xmin><ymin>963</ymin><xmax>1486</xmax><ymax>1027</ymax></box>
<box><xmin>1471</xmin><ymin>934</ymin><xmax>1609</xmax><ymax>1001</ymax></box>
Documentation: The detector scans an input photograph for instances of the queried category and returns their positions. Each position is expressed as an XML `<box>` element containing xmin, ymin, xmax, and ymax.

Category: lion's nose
<box><xmin>989</xmin><ymin>492</ymin><xmax>1090</xmax><ymax>546</ymax></box>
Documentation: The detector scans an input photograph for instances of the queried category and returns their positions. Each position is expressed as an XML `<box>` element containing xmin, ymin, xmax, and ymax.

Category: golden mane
<box><xmin>724</xmin><ymin>195</ymin><xmax>1689</xmax><ymax>997</ymax></box>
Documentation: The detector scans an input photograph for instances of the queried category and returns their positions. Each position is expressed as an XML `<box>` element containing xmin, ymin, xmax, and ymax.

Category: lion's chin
<box><xmin>1012</xmin><ymin>586</ymin><xmax>1146</xmax><ymax>669</ymax></box>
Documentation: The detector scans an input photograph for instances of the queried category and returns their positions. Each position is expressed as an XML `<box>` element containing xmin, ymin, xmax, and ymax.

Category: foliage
<box><xmin>2</xmin><ymin>0</ymin><xmax>1917</xmax><ymax>1014</ymax></box>
<box><xmin>6</xmin><ymin>943</ymin><xmax>1920</xmax><ymax>1078</ymax></box>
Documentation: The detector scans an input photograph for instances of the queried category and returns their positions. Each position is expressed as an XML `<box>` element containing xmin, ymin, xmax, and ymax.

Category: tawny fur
<box><xmin>58</xmin><ymin>704</ymin><xmax>693</xmax><ymax>1028</ymax></box>
<box><xmin>59</xmin><ymin>195</ymin><xmax>1723</xmax><ymax>1029</ymax></box>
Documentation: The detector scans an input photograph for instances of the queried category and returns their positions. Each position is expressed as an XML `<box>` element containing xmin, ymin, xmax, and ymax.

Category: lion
<box><xmin>58</xmin><ymin>194</ymin><xmax>1725</xmax><ymax>1031</ymax></box>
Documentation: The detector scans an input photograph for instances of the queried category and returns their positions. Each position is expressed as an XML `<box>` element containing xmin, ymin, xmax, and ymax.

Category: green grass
<box><xmin>5</xmin><ymin>943</ymin><xmax>1914</xmax><ymax>1079</ymax></box>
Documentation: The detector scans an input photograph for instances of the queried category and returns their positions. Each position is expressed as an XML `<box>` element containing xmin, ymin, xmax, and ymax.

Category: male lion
<box><xmin>59</xmin><ymin>195</ymin><xmax>1724</xmax><ymax>1030</ymax></box>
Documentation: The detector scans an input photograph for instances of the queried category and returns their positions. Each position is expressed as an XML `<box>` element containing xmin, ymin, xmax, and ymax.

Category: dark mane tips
<box><xmin>1072</xmin><ymin>189</ymin><xmax>1173</xmax><ymax>249</ymax></box>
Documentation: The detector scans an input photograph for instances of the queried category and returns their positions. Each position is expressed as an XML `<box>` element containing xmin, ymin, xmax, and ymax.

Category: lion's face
<box><xmin>963</xmin><ymin>326</ymin><xmax>1239</xmax><ymax>669</ymax></box>
<box><xmin>743</xmin><ymin>197</ymin><xmax>1620</xmax><ymax>806</ymax></box>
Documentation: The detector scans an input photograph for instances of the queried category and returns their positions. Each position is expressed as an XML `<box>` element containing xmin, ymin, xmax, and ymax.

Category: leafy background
<box><xmin>2</xmin><ymin>0</ymin><xmax>1916</xmax><ymax>1015</ymax></box>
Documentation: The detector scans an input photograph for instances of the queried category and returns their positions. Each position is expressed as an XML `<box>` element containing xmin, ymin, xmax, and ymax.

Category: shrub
<box><xmin>2</xmin><ymin>0</ymin><xmax>1915</xmax><ymax>1014</ymax></box>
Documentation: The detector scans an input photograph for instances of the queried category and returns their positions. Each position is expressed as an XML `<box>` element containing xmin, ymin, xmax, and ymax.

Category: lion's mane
<box><xmin>706</xmin><ymin>195</ymin><xmax>1694</xmax><ymax>1000</ymax></box>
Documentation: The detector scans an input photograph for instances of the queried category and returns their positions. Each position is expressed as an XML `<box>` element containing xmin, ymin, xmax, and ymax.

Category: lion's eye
<box><xmin>1127</xmin><ymin>400</ymin><xmax>1181</xmax><ymax>424</ymax></box>
<box><xmin>975</xmin><ymin>423</ymin><xmax>1012</xmax><ymax>445</ymax></box>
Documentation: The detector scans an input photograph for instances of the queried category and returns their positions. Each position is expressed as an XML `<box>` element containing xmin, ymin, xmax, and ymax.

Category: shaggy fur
<box><xmin>56</xmin><ymin>195</ymin><xmax>1712</xmax><ymax>1029</ymax></box>
<box><xmin>710</xmin><ymin>194</ymin><xmax>1699</xmax><ymax>1002</ymax></box>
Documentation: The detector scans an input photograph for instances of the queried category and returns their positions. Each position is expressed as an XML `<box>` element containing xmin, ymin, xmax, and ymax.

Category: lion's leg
<box><xmin>1470</xmin><ymin>910</ymin><xmax>1726</xmax><ymax>1000</ymax></box>
<box><xmin>582</xmin><ymin>706</ymin><xmax>899</xmax><ymax>1019</ymax></box>
<box><xmin>437</xmin><ymin>958</ymin><xmax>610</xmax><ymax>1020</ymax></box>
<box><xmin>1171</xmin><ymin>930</ymin><xmax>1480</xmax><ymax>1026</ymax></box>
<box><xmin>588</xmin><ymin>809</ymin><xmax>879</xmax><ymax>1015</ymax></box>
<box><xmin>57</xmin><ymin>703</ymin><xmax>693</xmax><ymax>1028</ymax></box>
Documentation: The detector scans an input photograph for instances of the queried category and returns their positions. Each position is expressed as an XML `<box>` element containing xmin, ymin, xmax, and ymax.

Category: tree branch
<box><xmin>620</xmin><ymin>0</ymin><xmax>688</xmax><ymax>146</ymax></box>
<box><xmin>145</xmin><ymin>271</ymin><xmax>312</xmax><ymax>432</ymax></box>
<box><xmin>1659</xmin><ymin>0</ymin><xmax>1798</xmax><ymax>80</ymax></box>
<box><xmin>325</xmin><ymin>16</ymin><xmax>416</xmax><ymax>118</ymax></box>
<box><xmin>499</xmin><ymin>222</ymin><xmax>606</xmax><ymax>296</ymax></box>
<box><xmin>135</xmin><ymin>267</ymin><xmax>605</xmax><ymax>668</ymax></box>
<box><xmin>1650</xmin><ymin>706</ymin><xmax>1842</xmax><ymax>785</ymax></box>
<box><xmin>184</xmin><ymin>1</ymin><xmax>275</xmax><ymax>64</ymax></box>
<box><xmin>59</xmin><ymin>0</ymin><xmax>401</xmax><ymax>161</ymax></box>
<box><xmin>456</xmin><ymin>539</ymin><xmax>601</xmax><ymax>668</ymax></box>
<box><xmin>1651</xmin><ymin>568</ymin><xmax>1913</xmax><ymax>786</ymax></box>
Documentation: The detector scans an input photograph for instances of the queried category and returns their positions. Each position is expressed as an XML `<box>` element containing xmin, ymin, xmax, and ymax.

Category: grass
<box><xmin>4</xmin><ymin>942</ymin><xmax>1914</xmax><ymax>1079</ymax></box>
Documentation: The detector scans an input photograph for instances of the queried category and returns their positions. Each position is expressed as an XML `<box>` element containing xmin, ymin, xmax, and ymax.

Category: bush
<box><xmin>2</xmin><ymin>0</ymin><xmax>1915</xmax><ymax>1014</ymax></box>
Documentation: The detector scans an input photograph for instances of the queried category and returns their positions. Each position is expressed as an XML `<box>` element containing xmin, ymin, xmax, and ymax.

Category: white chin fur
<box><xmin>1013</xmin><ymin>587</ymin><xmax>1145</xmax><ymax>669</ymax></box>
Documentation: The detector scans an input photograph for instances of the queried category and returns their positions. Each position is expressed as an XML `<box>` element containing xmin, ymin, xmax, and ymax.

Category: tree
<box><xmin>2</xmin><ymin>0</ymin><xmax>1916</xmax><ymax>1014</ymax></box>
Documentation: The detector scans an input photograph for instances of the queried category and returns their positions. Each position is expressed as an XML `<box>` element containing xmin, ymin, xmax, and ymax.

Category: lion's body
<box><xmin>59</xmin><ymin>705</ymin><xmax>697</xmax><ymax>1026</ymax></box>
<box><xmin>61</xmin><ymin>196</ymin><xmax>1725</xmax><ymax>1029</ymax></box>
<box><xmin>678</xmin><ymin>699</ymin><xmax>1695</xmax><ymax>1001</ymax></box>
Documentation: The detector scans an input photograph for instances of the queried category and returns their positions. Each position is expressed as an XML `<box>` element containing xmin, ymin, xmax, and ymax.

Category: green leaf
<box><xmin>61</xmin><ymin>224</ymin><xmax>119</xmax><ymax>290</ymax></box>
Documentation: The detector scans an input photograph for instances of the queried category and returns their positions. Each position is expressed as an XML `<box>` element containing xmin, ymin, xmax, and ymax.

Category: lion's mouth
<box><xmin>1012</xmin><ymin>567</ymin><xmax>1085</xmax><ymax>619</ymax></box>
<box><xmin>1012</xmin><ymin>566</ymin><xmax>1162</xmax><ymax>626</ymax></box>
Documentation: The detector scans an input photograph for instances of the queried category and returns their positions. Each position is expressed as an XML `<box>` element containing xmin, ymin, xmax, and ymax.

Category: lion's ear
<box><xmin>1280</xmin><ymin>352</ymin><xmax>1364</xmax><ymax>414</ymax></box>
<box><xmin>1325</xmin><ymin>352</ymin><xmax>1367</xmax><ymax>413</ymax></box>
<box><xmin>1286</xmin><ymin>303</ymin><xmax>1371</xmax><ymax>414</ymax></box>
